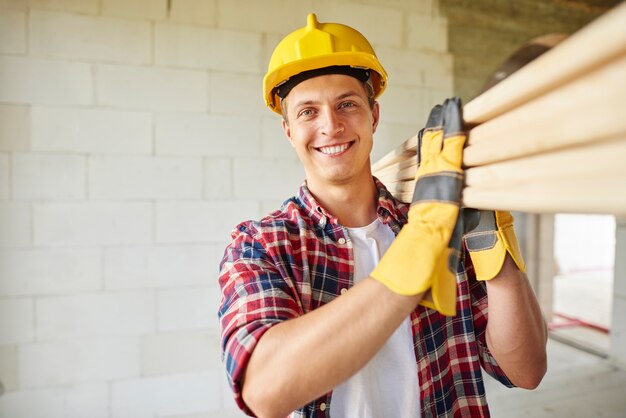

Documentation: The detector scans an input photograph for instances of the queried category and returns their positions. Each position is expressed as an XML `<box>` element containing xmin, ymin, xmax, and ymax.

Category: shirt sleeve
<box><xmin>466</xmin><ymin>252</ymin><xmax>516</xmax><ymax>388</ymax></box>
<box><xmin>218</xmin><ymin>223</ymin><xmax>304</xmax><ymax>414</ymax></box>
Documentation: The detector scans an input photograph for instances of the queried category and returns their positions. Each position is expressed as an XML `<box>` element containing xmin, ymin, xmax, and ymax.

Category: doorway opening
<box><xmin>550</xmin><ymin>214</ymin><xmax>615</xmax><ymax>355</ymax></box>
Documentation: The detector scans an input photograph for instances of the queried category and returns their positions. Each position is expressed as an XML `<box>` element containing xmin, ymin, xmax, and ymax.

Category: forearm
<box><xmin>242</xmin><ymin>277</ymin><xmax>423</xmax><ymax>417</ymax></box>
<box><xmin>485</xmin><ymin>254</ymin><xmax>548</xmax><ymax>388</ymax></box>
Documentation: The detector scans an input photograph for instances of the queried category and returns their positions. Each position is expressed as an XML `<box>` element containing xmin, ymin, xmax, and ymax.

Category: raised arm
<box><xmin>243</xmin><ymin>278</ymin><xmax>422</xmax><ymax>417</ymax></box>
<box><xmin>464</xmin><ymin>210</ymin><xmax>547</xmax><ymax>388</ymax></box>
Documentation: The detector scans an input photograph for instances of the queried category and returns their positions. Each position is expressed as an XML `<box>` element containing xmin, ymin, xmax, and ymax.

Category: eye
<box><xmin>297</xmin><ymin>108</ymin><xmax>316</xmax><ymax>118</ymax></box>
<box><xmin>339</xmin><ymin>101</ymin><xmax>357</xmax><ymax>110</ymax></box>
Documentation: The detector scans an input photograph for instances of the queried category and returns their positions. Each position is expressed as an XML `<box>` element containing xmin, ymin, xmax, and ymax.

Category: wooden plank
<box><xmin>372</xmin><ymin>5</ymin><xmax>626</xmax><ymax>215</ymax></box>
<box><xmin>371</xmin><ymin>134</ymin><xmax>417</xmax><ymax>172</ymax></box>
<box><xmin>462</xmin><ymin>2</ymin><xmax>626</xmax><ymax>124</ymax></box>
<box><xmin>463</xmin><ymin>176</ymin><xmax>626</xmax><ymax>216</ymax></box>
<box><xmin>380</xmin><ymin>136</ymin><xmax>626</xmax><ymax>214</ymax></box>
<box><xmin>465</xmin><ymin>136</ymin><xmax>626</xmax><ymax>189</ymax></box>
<box><xmin>373</xmin><ymin>53</ymin><xmax>626</xmax><ymax>173</ymax></box>
<box><xmin>464</xmin><ymin>53</ymin><xmax>626</xmax><ymax>167</ymax></box>
<box><xmin>374</xmin><ymin>158</ymin><xmax>417</xmax><ymax>184</ymax></box>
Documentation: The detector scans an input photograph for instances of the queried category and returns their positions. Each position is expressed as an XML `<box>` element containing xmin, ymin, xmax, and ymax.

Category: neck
<box><xmin>307</xmin><ymin>172</ymin><xmax>378</xmax><ymax>228</ymax></box>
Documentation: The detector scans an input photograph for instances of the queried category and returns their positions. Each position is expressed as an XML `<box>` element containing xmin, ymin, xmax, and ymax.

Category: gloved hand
<box><xmin>463</xmin><ymin>210</ymin><xmax>526</xmax><ymax>281</ymax></box>
<box><xmin>370</xmin><ymin>98</ymin><xmax>466</xmax><ymax>316</ymax></box>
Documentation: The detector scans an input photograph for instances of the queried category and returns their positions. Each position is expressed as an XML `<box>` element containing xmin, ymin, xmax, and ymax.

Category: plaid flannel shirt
<box><xmin>218</xmin><ymin>178</ymin><xmax>514</xmax><ymax>417</ymax></box>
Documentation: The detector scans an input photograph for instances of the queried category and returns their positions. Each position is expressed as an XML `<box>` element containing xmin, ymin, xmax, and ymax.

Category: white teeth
<box><xmin>318</xmin><ymin>143</ymin><xmax>350</xmax><ymax>155</ymax></box>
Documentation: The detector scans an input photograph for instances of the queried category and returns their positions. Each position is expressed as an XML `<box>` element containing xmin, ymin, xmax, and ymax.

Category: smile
<box><xmin>316</xmin><ymin>141</ymin><xmax>354</xmax><ymax>156</ymax></box>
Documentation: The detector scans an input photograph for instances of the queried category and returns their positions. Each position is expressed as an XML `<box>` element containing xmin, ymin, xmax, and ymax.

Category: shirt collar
<box><xmin>296</xmin><ymin>177</ymin><xmax>407</xmax><ymax>227</ymax></box>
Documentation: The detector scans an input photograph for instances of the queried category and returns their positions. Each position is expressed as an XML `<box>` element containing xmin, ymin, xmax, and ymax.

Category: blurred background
<box><xmin>0</xmin><ymin>0</ymin><xmax>624</xmax><ymax>417</ymax></box>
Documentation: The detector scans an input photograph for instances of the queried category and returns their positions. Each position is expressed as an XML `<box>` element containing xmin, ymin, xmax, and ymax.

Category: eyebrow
<box><xmin>292</xmin><ymin>90</ymin><xmax>361</xmax><ymax>109</ymax></box>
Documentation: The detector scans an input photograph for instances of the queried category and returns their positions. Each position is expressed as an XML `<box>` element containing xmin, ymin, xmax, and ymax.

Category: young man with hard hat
<box><xmin>219</xmin><ymin>14</ymin><xmax>547</xmax><ymax>418</ymax></box>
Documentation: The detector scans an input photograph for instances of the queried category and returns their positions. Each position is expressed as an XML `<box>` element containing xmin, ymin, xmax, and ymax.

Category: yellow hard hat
<box><xmin>263</xmin><ymin>13</ymin><xmax>388</xmax><ymax>114</ymax></box>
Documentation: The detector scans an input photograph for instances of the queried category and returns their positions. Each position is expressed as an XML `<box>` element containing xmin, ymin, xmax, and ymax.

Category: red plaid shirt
<box><xmin>218</xmin><ymin>178</ymin><xmax>514</xmax><ymax>417</ymax></box>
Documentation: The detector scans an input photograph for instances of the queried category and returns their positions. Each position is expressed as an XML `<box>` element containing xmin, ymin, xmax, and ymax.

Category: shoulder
<box><xmin>232</xmin><ymin>197</ymin><xmax>311</xmax><ymax>240</ymax></box>
<box><xmin>224</xmin><ymin>197</ymin><xmax>316</xmax><ymax>264</ymax></box>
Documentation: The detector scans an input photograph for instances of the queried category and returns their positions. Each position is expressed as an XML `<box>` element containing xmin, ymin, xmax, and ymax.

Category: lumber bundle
<box><xmin>372</xmin><ymin>3</ymin><xmax>626</xmax><ymax>216</ymax></box>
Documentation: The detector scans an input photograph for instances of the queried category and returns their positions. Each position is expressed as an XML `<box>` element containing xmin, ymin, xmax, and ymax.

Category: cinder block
<box><xmin>376</xmin><ymin>85</ymin><xmax>429</xmax><ymax>125</ymax></box>
<box><xmin>260</xmin><ymin>199</ymin><xmax>286</xmax><ymax>216</ymax></box>
<box><xmin>97</xmin><ymin>64</ymin><xmax>208</xmax><ymax>111</ymax></box>
<box><xmin>426</xmin><ymin>88</ymin><xmax>455</xmax><ymax>111</ymax></box>
<box><xmin>156</xmin><ymin>200</ymin><xmax>260</xmax><ymax>244</ymax></box>
<box><xmin>169</xmin><ymin>0</ymin><xmax>216</xmax><ymax>26</ymax></box>
<box><xmin>31</xmin><ymin>106</ymin><xmax>152</xmax><ymax>155</ymax></box>
<box><xmin>407</xmin><ymin>14</ymin><xmax>448</xmax><ymax>52</ymax></box>
<box><xmin>19</xmin><ymin>337</ymin><xmax>140</xmax><ymax>388</ymax></box>
<box><xmin>233</xmin><ymin>157</ymin><xmax>303</xmax><ymax>200</ymax></box>
<box><xmin>0</xmin><ymin>104</ymin><xmax>31</xmax><ymax>152</ymax></box>
<box><xmin>0</xmin><ymin>344</ymin><xmax>18</xmax><ymax>391</ymax></box>
<box><xmin>261</xmin><ymin>115</ymin><xmax>294</xmax><ymax>158</ymax></box>
<box><xmin>421</xmin><ymin>55</ymin><xmax>454</xmax><ymax>90</ymax></box>
<box><xmin>27</xmin><ymin>0</ymin><xmax>100</xmax><ymax>14</ymax></box>
<box><xmin>33</xmin><ymin>202</ymin><xmax>152</xmax><ymax>246</ymax></box>
<box><xmin>161</xmin><ymin>412</ymin><xmax>215</xmax><ymax>418</ymax></box>
<box><xmin>0</xmin><ymin>248</ymin><xmax>101</xmax><ymax>296</ymax></box>
<box><xmin>217</xmin><ymin>0</ymin><xmax>312</xmax><ymax>34</ymax></box>
<box><xmin>29</xmin><ymin>10</ymin><xmax>151</xmax><ymax>64</ymax></box>
<box><xmin>359</xmin><ymin>0</ymin><xmax>433</xmax><ymax>15</ymax></box>
<box><xmin>0</xmin><ymin>202</ymin><xmax>32</xmax><ymax>248</ymax></box>
<box><xmin>0</xmin><ymin>298</ymin><xmax>34</xmax><ymax>344</ymax></box>
<box><xmin>155</xmin><ymin>113</ymin><xmax>262</xmax><ymax>157</ymax></box>
<box><xmin>376</xmin><ymin>47</ymin><xmax>426</xmax><ymax>86</ymax></box>
<box><xmin>203</xmin><ymin>158</ymin><xmax>232</xmax><ymax>199</ymax></box>
<box><xmin>156</xmin><ymin>286</ymin><xmax>220</xmax><ymax>332</ymax></box>
<box><xmin>36</xmin><ymin>291</ymin><xmax>155</xmax><ymax>339</ymax></box>
<box><xmin>102</xmin><ymin>0</ymin><xmax>167</xmax><ymax>20</ymax></box>
<box><xmin>141</xmin><ymin>330</ymin><xmax>219</xmax><ymax>375</ymax></box>
<box><xmin>89</xmin><ymin>156</ymin><xmax>203</xmax><ymax>200</ymax></box>
<box><xmin>209</xmin><ymin>72</ymin><xmax>265</xmax><ymax>116</ymax></box>
<box><xmin>12</xmin><ymin>153</ymin><xmax>86</xmax><ymax>200</ymax></box>
<box><xmin>104</xmin><ymin>244</ymin><xmax>220</xmax><ymax>290</ymax></box>
<box><xmin>0</xmin><ymin>56</ymin><xmax>92</xmax><ymax>106</ymax></box>
<box><xmin>373</xmin><ymin>122</ymin><xmax>417</xmax><ymax>162</ymax></box>
<box><xmin>155</xmin><ymin>23</ymin><xmax>262</xmax><ymax>72</ymax></box>
<box><xmin>376</xmin><ymin>47</ymin><xmax>454</xmax><ymax>89</ymax></box>
<box><xmin>0</xmin><ymin>384</ymin><xmax>109</xmax><ymax>418</ymax></box>
<box><xmin>0</xmin><ymin>9</ymin><xmax>26</xmax><ymax>54</ymax></box>
<box><xmin>111</xmin><ymin>372</ymin><xmax>220</xmax><ymax>418</ymax></box>
<box><xmin>0</xmin><ymin>154</ymin><xmax>8</xmax><ymax>199</ymax></box>
<box><xmin>312</xmin><ymin>2</ymin><xmax>403</xmax><ymax>48</ymax></box>
<box><xmin>262</xmin><ymin>33</ymin><xmax>282</xmax><ymax>71</ymax></box>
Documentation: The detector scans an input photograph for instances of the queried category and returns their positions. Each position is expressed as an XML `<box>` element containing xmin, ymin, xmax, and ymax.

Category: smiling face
<box><xmin>282</xmin><ymin>74</ymin><xmax>380</xmax><ymax>192</ymax></box>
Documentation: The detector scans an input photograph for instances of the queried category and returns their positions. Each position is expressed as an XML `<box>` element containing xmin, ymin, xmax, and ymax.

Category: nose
<box><xmin>320</xmin><ymin>108</ymin><xmax>344</xmax><ymax>136</ymax></box>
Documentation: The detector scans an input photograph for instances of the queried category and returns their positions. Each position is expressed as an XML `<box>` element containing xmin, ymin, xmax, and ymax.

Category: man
<box><xmin>219</xmin><ymin>14</ymin><xmax>547</xmax><ymax>418</ymax></box>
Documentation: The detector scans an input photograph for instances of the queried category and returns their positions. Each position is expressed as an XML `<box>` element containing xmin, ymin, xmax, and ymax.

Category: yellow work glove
<box><xmin>371</xmin><ymin>98</ymin><xmax>466</xmax><ymax>316</ymax></box>
<box><xmin>463</xmin><ymin>210</ymin><xmax>526</xmax><ymax>281</ymax></box>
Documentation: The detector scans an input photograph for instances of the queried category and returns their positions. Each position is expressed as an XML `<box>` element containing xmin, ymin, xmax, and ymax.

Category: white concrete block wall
<box><xmin>0</xmin><ymin>1</ymin><xmax>453</xmax><ymax>416</ymax></box>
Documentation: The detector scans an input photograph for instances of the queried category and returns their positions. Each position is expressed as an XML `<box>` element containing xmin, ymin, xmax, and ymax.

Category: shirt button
<box><xmin>319</xmin><ymin>218</ymin><xmax>326</xmax><ymax>227</ymax></box>
<box><xmin>341</xmin><ymin>288</ymin><xmax>347</xmax><ymax>295</ymax></box>
<box><xmin>338</xmin><ymin>237</ymin><xmax>346</xmax><ymax>245</ymax></box>
<box><xmin>320</xmin><ymin>402</ymin><xmax>327</xmax><ymax>411</ymax></box>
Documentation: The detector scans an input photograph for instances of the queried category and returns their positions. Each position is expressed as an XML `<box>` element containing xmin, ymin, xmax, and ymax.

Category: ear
<box><xmin>282</xmin><ymin>119</ymin><xmax>295</xmax><ymax>148</ymax></box>
<box><xmin>371</xmin><ymin>101</ymin><xmax>380</xmax><ymax>133</ymax></box>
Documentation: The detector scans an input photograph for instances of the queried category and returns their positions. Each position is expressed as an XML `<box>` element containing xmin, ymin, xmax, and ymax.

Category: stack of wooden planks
<box><xmin>372</xmin><ymin>2</ymin><xmax>626</xmax><ymax>217</ymax></box>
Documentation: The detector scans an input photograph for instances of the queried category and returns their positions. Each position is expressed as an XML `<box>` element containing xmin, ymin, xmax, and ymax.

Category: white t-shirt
<box><xmin>330</xmin><ymin>218</ymin><xmax>420</xmax><ymax>418</ymax></box>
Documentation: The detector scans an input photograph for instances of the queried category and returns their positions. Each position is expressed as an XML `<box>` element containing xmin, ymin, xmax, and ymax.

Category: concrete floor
<box><xmin>485</xmin><ymin>337</ymin><xmax>626</xmax><ymax>417</ymax></box>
